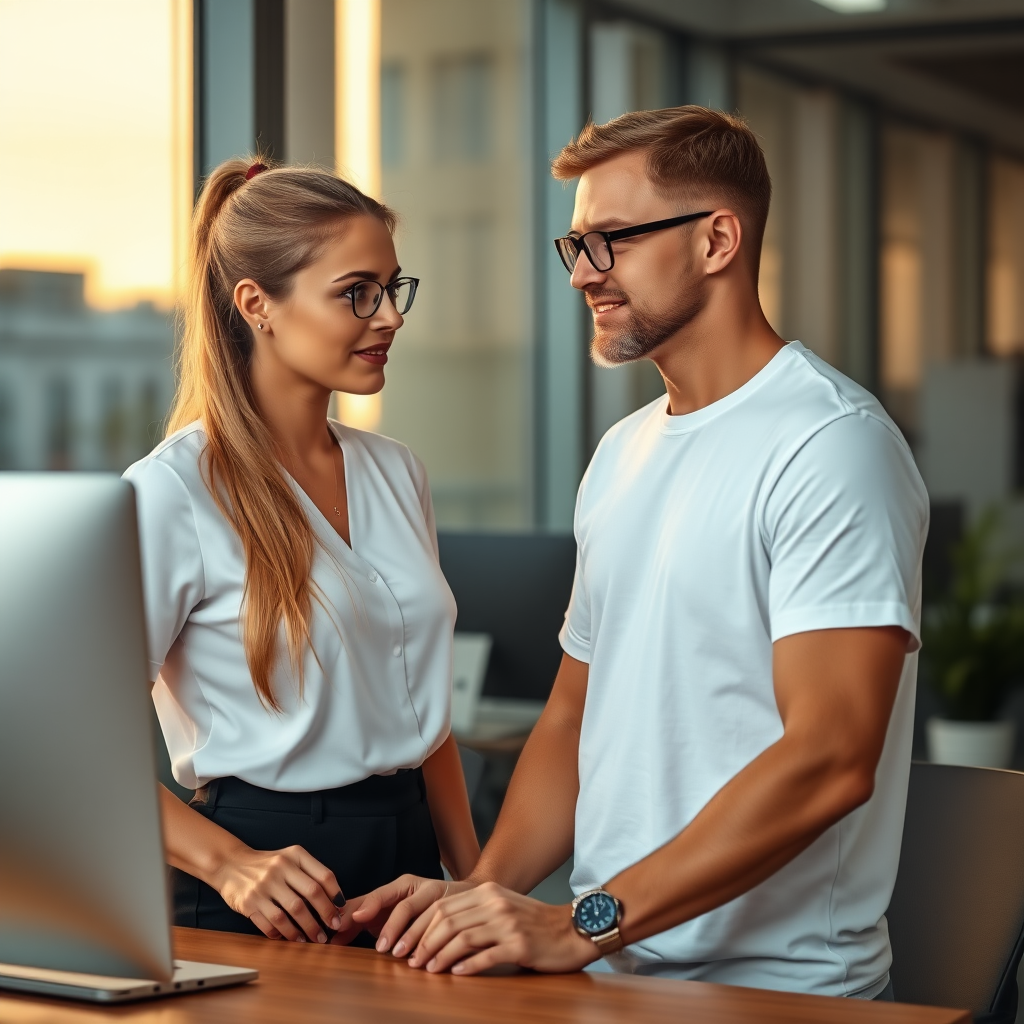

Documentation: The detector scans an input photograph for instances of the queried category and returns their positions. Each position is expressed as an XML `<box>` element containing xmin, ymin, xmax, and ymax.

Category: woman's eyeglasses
<box><xmin>343</xmin><ymin>277</ymin><xmax>420</xmax><ymax>319</ymax></box>
<box><xmin>553</xmin><ymin>212</ymin><xmax>713</xmax><ymax>274</ymax></box>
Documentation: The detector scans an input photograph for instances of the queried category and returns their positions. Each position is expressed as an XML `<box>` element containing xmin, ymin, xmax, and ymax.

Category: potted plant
<box><xmin>922</xmin><ymin>508</ymin><xmax>1024</xmax><ymax>768</ymax></box>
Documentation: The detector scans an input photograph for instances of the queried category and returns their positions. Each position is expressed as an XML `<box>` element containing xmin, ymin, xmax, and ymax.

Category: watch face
<box><xmin>575</xmin><ymin>892</ymin><xmax>618</xmax><ymax>935</ymax></box>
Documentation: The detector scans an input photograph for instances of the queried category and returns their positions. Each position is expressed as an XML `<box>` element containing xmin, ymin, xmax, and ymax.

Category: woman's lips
<box><xmin>354</xmin><ymin>345</ymin><xmax>389</xmax><ymax>365</ymax></box>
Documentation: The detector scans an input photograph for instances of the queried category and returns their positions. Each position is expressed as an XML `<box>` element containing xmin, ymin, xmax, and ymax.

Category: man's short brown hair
<box><xmin>552</xmin><ymin>105</ymin><xmax>772</xmax><ymax>263</ymax></box>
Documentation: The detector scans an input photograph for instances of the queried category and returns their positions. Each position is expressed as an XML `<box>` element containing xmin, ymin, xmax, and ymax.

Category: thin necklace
<box><xmin>331</xmin><ymin>443</ymin><xmax>342</xmax><ymax>518</ymax></box>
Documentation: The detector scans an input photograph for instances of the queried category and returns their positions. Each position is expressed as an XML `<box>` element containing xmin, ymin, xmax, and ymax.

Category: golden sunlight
<box><xmin>334</xmin><ymin>0</ymin><xmax>382</xmax><ymax>431</ymax></box>
<box><xmin>0</xmin><ymin>0</ymin><xmax>191</xmax><ymax>310</ymax></box>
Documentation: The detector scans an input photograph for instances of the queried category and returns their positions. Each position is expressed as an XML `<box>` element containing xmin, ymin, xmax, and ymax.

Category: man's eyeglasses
<box><xmin>343</xmin><ymin>277</ymin><xmax>420</xmax><ymax>319</ymax></box>
<box><xmin>553</xmin><ymin>212</ymin><xmax>713</xmax><ymax>274</ymax></box>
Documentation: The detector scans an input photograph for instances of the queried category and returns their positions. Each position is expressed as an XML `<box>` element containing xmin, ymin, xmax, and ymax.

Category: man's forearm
<box><xmin>470</xmin><ymin>713</ymin><xmax>579</xmax><ymax>893</ymax></box>
<box><xmin>470</xmin><ymin>655</ymin><xmax>587</xmax><ymax>894</ymax></box>
<box><xmin>606</xmin><ymin>626</ymin><xmax>906</xmax><ymax>945</ymax></box>
<box><xmin>608</xmin><ymin>731</ymin><xmax>873</xmax><ymax>945</ymax></box>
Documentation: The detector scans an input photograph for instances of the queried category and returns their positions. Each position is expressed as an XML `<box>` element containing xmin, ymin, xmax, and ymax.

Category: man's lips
<box><xmin>353</xmin><ymin>342</ymin><xmax>390</xmax><ymax>365</ymax></box>
<box><xmin>588</xmin><ymin>298</ymin><xmax>627</xmax><ymax>317</ymax></box>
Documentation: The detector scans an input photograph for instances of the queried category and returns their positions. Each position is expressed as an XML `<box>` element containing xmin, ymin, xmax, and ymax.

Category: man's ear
<box><xmin>703</xmin><ymin>210</ymin><xmax>743</xmax><ymax>276</ymax></box>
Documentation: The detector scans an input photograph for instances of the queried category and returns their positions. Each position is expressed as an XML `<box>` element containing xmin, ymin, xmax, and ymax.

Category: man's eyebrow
<box><xmin>331</xmin><ymin>266</ymin><xmax>402</xmax><ymax>284</ymax></box>
<box><xmin>568</xmin><ymin>217</ymin><xmax>633</xmax><ymax>235</ymax></box>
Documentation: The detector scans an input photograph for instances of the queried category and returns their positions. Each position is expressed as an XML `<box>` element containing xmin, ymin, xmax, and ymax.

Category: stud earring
<box><xmin>257</xmin><ymin>322</ymin><xmax>264</xmax><ymax>331</ymax></box>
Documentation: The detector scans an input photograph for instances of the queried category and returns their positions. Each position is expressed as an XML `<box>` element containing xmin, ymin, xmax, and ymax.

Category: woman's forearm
<box><xmin>159</xmin><ymin>783</ymin><xmax>247</xmax><ymax>886</ymax></box>
<box><xmin>422</xmin><ymin>734</ymin><xmax>481</xmax><ymax>880</ymax></box>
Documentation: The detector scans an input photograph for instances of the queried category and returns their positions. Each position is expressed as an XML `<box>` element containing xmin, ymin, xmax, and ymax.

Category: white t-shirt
<box><xmin>123</xmin><ymin>420</ymin><xmax>456</xmax><ymax>792</ymax></box>
<box><xmin>560</xmin><ymin>342</ymin><xmax>928</xmax><ymax>998</ymax></box>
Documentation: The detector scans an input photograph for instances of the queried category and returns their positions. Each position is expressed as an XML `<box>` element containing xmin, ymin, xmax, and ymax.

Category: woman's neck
<box><xmin>248</xmin><ymin>349</ymin><xmax>335</xmax><ymax>466</ymax></box>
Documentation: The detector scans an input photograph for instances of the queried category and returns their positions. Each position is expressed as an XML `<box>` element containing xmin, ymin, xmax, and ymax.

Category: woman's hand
<box><xmin>333</xmin><ymin>874</ymin><xmax>475</xmax><ymax>952</ymax></box>
<box><xmin>211</xmin><ymin>843</ymin><xmax>345</xmax><ymax>943</ymax></box>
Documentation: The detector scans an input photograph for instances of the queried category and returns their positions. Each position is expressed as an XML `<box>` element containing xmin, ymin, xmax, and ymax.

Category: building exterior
<box><xmin>0</xmin><ymin>270</ymin><xmax>174</xmax><ymax>472</ymax></box>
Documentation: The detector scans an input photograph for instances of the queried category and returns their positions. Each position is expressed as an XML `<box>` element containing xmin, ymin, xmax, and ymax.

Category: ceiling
<box><xmin>612</xmin><ymin>0</ymin><xmax>1024</xmax><ymax>40</ymax></box>
<box><xmin>610</xmin><ymin>0</ymin><xmax>1024</xmax><ymax>153</ymax></box>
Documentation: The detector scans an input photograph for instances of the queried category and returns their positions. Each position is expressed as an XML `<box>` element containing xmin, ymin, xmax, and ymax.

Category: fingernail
<box><xmin>376</xmin><ymin>936</ymin><xmax>390</xmax><ymax>953</ymax></box>
<box><xmin>297</xmin><ymin>936</ymin><xmax>307</xmax><ymax>943</ymax></box>
<box><xmin>452</xmin><ymin>963</ymin><xmax>465</xmax><ymax>974</ymax></box>
<box><xmin>392</xmin><ymin>940</ymin><xmax>406</xmax><ymax>957</ymax></box>
<box><xmin>331</xmin><ymin>916</ymin><xmax>342</xmax><ymax>930</ymax></box>
<box><xmin>426</xmin><ymin>958</ymin><xmax>437</xmax><ymax>972</ymax></box>
<box><xmin>317</xmin><ymin>931</ymin><xmax>328</xmax><ymax>944</ymax></box>
<box><xmin>333</xmin><ymin>892</ymin><xmax>347</xmax><ymax>908</ymax></box>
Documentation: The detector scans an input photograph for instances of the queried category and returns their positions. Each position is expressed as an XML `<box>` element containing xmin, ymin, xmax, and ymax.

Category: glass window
<box><xmin>377</xmin><ymin>0</ymin><xmax>531</xmax><ymax>529</ymax></box>
<box><xmin>381</xmin><ymin>61</ymin><xmax>405</xmax><ymax>168</ymax></box>
<box><xmin>988</xmin><ymin>155</ymin><xmax>1024</xmax><ymax>356</ymax></box>
<box><xmin>0</xmin><ymin>0</ymin><xmax>191</xmax><ymax>472</ymax></box>
<box><xmin>432</xmin><ymin>54</ymin><xmax>495</xmax><ymax>163</ymax></box>
<box><xmin>736</xmin><ymin>65</ymin><xmax>799</xmax><ymax>339</ymax></box>
<box><xmin>0</xmin><ymin>378</ymin><xmax>14</xmax><ymax>469</ymax></box>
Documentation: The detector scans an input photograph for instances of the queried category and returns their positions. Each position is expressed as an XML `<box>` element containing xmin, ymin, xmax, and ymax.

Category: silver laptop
<box><xmin>0</xmin><ymin>474</ymin><xmax>257</xmax><ymax>1003</ymax></box>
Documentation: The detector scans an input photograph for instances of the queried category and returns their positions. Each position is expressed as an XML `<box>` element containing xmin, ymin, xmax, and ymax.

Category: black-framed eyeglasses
<box><xmin>343</xmin><ymin>277</ymin><xmax>420</xmax><ymax>318</ymax></box>
<box><xmin>553</xmin><ymin>212</ymin><xmax>713</xmax><ymax>274</ymax></box>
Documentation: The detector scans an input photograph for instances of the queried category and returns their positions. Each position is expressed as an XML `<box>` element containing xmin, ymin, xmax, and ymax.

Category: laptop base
<box><xmin>0</xmin><ymin>958</ymin><xmax>258</xmax><ymax>1003</ymax></box>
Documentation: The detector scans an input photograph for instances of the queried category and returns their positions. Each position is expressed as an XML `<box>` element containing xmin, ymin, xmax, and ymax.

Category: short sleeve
<box><xmin>762</xmin><ymin>413</ymin><xmax>928</xmax><ymax>651</ymax></box>
<box><xmin>559</xmin><ymin>482</ymin><xmax>592</xmax><ymax>663</ymax></box>
<box><xmin>123</xmin><ymin>458</ymin><xmax>206</xmax><ymax>678</ymax></box>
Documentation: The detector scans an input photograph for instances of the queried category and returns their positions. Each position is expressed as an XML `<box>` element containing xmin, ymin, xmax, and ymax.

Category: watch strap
<box><xmin>591</xmin><ymin>926</ymin><xmax>623</xmax><ymax>956</ymax></box>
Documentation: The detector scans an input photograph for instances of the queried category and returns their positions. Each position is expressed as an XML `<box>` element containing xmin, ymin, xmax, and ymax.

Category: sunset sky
<box><xmin>0</xmin><ymin>0</ymin><xmax>191</xmax><ymax>310</ymax></box>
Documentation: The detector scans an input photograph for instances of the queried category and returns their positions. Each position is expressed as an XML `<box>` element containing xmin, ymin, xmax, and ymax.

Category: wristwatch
<box><xmin>571</xmin><ymin>888</ymin><xmax>623</xmax><ymax>955</ymax></box>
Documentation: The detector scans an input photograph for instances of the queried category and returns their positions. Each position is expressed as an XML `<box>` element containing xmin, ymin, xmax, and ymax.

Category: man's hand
<box><xmin>330</xmin><ymin>874</ymin><xmax>474</xmax><ymax>951</ymax></box>
<box><xmin>403</xmin><ymin>883</ymin><xmax>598</xmax><ymax>975</ymax></box>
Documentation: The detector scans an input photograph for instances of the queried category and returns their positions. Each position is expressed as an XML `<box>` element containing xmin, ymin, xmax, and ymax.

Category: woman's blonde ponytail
<box><xmin>168</xmin><ymin>158</ymin><xmax>396</xmax><ymax>711</ymax></box>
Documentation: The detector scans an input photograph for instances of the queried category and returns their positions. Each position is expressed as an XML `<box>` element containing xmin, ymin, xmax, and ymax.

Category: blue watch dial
<box><xmin>576</xmin><ymin>892</ymin><xmax>618</xmax><ymax>935</ymax></box>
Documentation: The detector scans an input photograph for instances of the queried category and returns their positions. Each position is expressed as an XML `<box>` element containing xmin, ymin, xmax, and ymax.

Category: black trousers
<box><xmin>171</xmin><ymin>769</ymin><xmax>443</xmax><ymax>948</ymax></box>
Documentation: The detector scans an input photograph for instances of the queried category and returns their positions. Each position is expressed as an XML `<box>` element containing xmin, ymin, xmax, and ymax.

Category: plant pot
<box><xmin>926</xmin><ymin>717</ymin><xmax>1017</xmax><ymax>769</ymax></box>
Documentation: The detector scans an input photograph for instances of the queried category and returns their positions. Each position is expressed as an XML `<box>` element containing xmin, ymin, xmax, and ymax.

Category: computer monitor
<box><xmin>437</xmin><ymin>532</ymin><xmax>577</xmax><ymax>702</ymax></box>
<box><xmin>0</xmin><ymin>475</ymin><xmax>254</xmax><ymax>1002</ymax></box>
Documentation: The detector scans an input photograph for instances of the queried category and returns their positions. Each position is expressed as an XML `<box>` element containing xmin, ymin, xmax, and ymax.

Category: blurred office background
<box><xmin>3</xmin><ymin>0</ymin><xmax>1023</xmax><ymax>538</ymax></box>
<box><xmin>5</xmin><ymin>0</ymin><xmax>1024</xmax><ymax>932</ymax></box>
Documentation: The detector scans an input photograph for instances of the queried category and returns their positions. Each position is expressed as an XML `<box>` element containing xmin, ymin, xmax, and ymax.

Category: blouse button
<box><xmin>392</xmin><ymin>644</ymin><xmax>403</xmax><ymax>658</ymax></box>
<box><xmin>368</xmin><ymin>570</ymin><xmax>378</xmax><ymax>583</ymax></box>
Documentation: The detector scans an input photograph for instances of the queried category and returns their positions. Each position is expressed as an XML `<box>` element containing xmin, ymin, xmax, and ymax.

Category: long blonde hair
<box><xmin>168</xmin><ymin>158</ymin><xmax>396</xmax><ymax>711</ymax></box>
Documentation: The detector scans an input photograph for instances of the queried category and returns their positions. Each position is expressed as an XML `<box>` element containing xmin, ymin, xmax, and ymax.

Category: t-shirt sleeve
<box><xmin>123</xmin><ymin>457</ymin><xmax>206</xmax><ymax>678</ymax></box>
<box><xmin>559</xmin><ymin>480</ymin><xmax>592</xmax><ymax>664</ymax></box>
<box><xmin>762</xmin><ymin>412</ymin><xmax>928</xmax><ymax>651</ymax></box>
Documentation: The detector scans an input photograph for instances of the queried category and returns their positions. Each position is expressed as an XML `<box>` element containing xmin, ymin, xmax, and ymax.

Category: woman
<box><xmin>124</xmin><ymin>158</ymin><xmax>479</xmax><ymax>946</ymax></box>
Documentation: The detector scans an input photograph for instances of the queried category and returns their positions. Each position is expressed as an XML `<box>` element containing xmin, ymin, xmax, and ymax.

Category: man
<box><xmin>338</xmin><ymin>106</ymin><xmax>928</xmax><ymax>1001</ymax></box>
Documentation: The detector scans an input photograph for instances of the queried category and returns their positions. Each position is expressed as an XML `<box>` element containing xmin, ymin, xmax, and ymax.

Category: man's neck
<box><xmin>651</xmin><ymin>286</ymin><xmax>785</xmax><ymax>417</ymax></box>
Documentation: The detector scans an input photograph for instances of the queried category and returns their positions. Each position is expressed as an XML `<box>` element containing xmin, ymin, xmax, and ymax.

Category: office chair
<box><xmin>887</xmin><ymin>761</ymin><xmax>1024</xmax><ymax>1024</ymax></box>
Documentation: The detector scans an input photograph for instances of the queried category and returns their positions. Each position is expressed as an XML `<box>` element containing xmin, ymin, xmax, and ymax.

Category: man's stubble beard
<box><xmin>589</xmin><ymin>276</ymin><xmax>708</xmax><ymax>369</ymax></box>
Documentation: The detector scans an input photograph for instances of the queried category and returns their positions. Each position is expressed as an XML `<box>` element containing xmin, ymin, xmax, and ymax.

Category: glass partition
<box><xmin>0</xmin><ymin>0</ymin><xmax>191</xmax><ymax>472</ymax></box>
<box><xmin>375</xmin><ymin>0</ymin><xmax>532</xmax><ymax>529</ymax></box>
<box><xmin>988</xmin><ymin>155</ymin><xmax>1024</xmax><ymax>356</ymax></box>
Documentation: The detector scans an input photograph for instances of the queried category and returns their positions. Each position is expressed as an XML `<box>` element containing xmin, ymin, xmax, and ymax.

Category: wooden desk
<box><xmin>0</xmin><ymin>928</ymin><xmax>970</xmax><ymax>1023</ymax></box>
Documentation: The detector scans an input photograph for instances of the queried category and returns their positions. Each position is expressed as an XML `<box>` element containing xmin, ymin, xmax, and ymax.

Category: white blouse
<box><xmin>123</xmin><ymin>420</ymin><xmax>456</xmax><ymax>792</ymax></box>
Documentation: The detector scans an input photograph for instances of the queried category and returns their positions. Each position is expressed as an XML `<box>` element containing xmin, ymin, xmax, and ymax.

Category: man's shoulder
<box><xmin>774</xmin><ymin>344</ymin><xmax>912</xmax><ymax>460</ymax></box>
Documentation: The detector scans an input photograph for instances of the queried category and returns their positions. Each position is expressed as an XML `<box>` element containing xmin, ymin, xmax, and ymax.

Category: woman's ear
<box><xmin>234</xmin><ymin>278</ymin><xmax>271</xmax><ymax>335</ymax></box>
